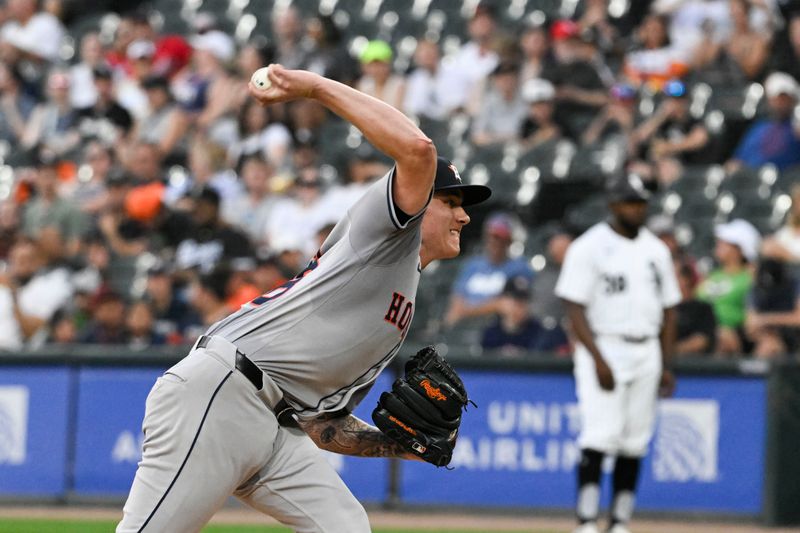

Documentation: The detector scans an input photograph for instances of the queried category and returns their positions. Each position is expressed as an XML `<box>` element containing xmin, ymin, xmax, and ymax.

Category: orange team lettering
<box><xmin>389</xmin><ymin>415</ymin><xmax>416</xmax><ymax>435</ymax></box>
<box><xmin>420</xmin><ymin>379</ymin><xmax>447</xmax><ymax>401</ymax></box>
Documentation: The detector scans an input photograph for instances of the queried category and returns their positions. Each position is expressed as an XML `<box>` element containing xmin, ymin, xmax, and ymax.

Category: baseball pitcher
<box><xmin>117</xmin><ymin>65</ymin><xmax>490</xmax><ymax>532</ymax></box>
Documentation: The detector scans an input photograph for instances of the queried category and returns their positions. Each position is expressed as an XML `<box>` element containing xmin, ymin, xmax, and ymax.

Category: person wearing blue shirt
<box><xmin>728</xmin><ymin>72</ymin><xmax>800</xmax><ymax>171</ymax></box>
<box><xmin>481</xmin><ymin>275</ymin><xmax>569</xmax><ymax>356</ymax></box>
<box><xmin>445</xmin><ymin>212</ymin><xmax>534</xmax><ymax>326</ymax></box>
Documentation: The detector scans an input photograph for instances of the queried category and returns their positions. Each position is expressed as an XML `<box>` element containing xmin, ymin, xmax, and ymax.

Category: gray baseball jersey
<box><xmin>207</xmin><ymin>168</ymin><xmax>427</xmax><ymax>419</ymax></box>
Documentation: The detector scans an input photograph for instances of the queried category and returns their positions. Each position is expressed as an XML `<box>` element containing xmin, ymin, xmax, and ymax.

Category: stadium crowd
<box><xmin>1</xmin><ymin>0</ymin><xmax>800</xmax><ymax>359</ymax></box>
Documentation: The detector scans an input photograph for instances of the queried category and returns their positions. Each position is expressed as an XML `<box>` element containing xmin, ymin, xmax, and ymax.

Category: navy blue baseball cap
<box><xmin>434</xmin><ymin>157</ymin><xmax>492</xmax><ymax>207</ymax></box>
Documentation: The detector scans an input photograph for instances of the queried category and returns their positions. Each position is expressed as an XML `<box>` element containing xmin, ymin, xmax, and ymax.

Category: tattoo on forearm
<box><xmin>302</xmin><ymin>414</ymin><xmax>409</xmax><ymax>458</ymax></box>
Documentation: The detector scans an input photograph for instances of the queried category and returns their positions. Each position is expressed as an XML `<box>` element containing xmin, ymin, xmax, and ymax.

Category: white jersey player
<box><xmin>117</xmin><ymin>65</ymin><xmax>491</xmax><ymax>533</ymax></box>
<box><xmin>555</xmin><ymin>174</ymin><xmax>680</xmax><ymax>533</ymax></box>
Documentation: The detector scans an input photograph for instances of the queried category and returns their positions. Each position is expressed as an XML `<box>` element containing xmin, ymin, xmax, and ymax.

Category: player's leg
<box><xmin>572</xmin><ymin>344</ymin><xmax>626</xmax><ymax>532</ymax></box>
<box><xmin>235</xmin><ymin>424</ymin><xmax>371</xmax><ymax>533</ymax></box>
<box><xmin>612</xmin><ymin>344</ymin><xmax>661</xmax><ymax>532</ymax></box>
<box><xmin>118</xmin><ymin>351</ymin><xmax>278</xmax><ymax>533</ymax></box>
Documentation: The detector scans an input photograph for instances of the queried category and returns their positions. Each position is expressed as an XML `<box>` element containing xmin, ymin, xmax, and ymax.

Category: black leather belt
<box><xmin>197</xmin><ymin>335</ymin><xmax>262</xmax><ymax>390</ymax></box>
<box><xmin>195</xmin><ymin>335</ymin><xmax>297</xmax><ymax>427</ymax></box>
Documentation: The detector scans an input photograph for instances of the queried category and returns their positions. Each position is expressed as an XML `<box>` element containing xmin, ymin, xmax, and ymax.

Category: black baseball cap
<box><xmin>434</xmin><ymin>157</ymin><xmax>492</xmax><ymax>207</ymax></box>
<box><xmin>606</xmin><ymin>173</ymin><xmax>650</xmax><ymax>203</ymax></box>
<box><xmin>502</xmin><ymin>275</ymin><xmax>532</xmax><ymax>300</ymax></box>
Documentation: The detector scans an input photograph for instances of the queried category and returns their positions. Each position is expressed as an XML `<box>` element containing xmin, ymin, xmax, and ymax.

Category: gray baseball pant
<box><xmin>116</xmin><ymin>336</ymin><xmax>370</xmax><ymax>533</ymax></box>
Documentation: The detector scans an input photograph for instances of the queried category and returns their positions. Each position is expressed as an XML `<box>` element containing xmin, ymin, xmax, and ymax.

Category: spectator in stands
<box><xmin>696</xmin><ymin>219</ymin><xmax>761</xmax><ymax>355</ymax></box>
<box><xmin>690</xmin><ymin>0</ymin><xmax>771</xmax><ymax>84</ymax></box>
<box><xmin>145</xmin><ymin>262</ymin><xmax>199</xmax><ymax>343</ymax></box>
<box><xmin>519</xmin><ymin>22</ymin><xmax>556</xmax><ymax>83</ymax></box>
<box><xmin>0</xmin><ymin>238</ymin><xmax>73</xmax><ymax>350</ymax></box>
<box><xmin>61</xmin><ymin>140</ymin><xmax>113</xmax><ymax>217</ymax></box>
<box><xmin>116</xmin><ymin>39</ymin><xmax>158</xmax><ymax>120</ymax></box>
<box><xmin>761</xmin><ymin>184</ymin><xmax>800</xmax><ymax>264</ymax></box>
<box><xmin>356</xmin><ymin>40</ymin><xmax>405</xmax><ymax>111</ymax></box>
<box><xmin>188</xmin><ymin>266</ymin><xmax>233</xmax><ymax>331</ymax></box>
<box><xmin>471</xmin><ymin>61</ymin><xmax>527</xmax><ymax>146</ymax></box>
<box><xmin>76</xmin><ymin>65</ymin><xmax>133</xmax><ymax>144</ymax></box>
<box><xmin>623</xmin><ymin>13</ymin><xmax>688</xmax><ymax>90</ymax></box>
<box><xmin>21</xmin><ymin>154</ymin><xmax>88</xmax><ymax>257</ymax></box>
<box><xmin>184</xmin><ymin>137</ymin><xmax>241</xmax><ymax>202</ymax></box>
<box><xmin>546</xmin><ymin>20</ymin><xmax>610</xmax><ymax>139</ymax></box>
<box><xmin>125</xmin><ymin>299</ymin><xmax>166</xmax><ymax>348</ymax></box>
<box><xmin>745</xmin><ymin>256</ymin><xmax>800</xmax><ymax>358</ymax></box>
<box><xmin>481</xmin><ymin>275</ymin><xmax>569</xmax><ymax>356</ymax></box>
<box><xmin>302</xmin><ymin>14</ymin><xmax>359</xmax><ymax>85</ymax></box>
<box><xmin>225</xmin><ymin>257</ymin><xmax>261</xmax><ymax>309</ymax></box>
<box><xmin>264</xmin><ymin>166</ymin><xmax>332</xmax><ymax>257</ymax></box>
<box><xmin>186</xmin><ymin>30</ymin><xmax>239</xmax><ymax>142</ymax></box>
<box><xmin>444</xmin><ymin>212</ymin><xmax>534</xmax><ymax>327</ymax></box>
<box><xmin>49</xmin><ymin>308</ymin><xmax>78</xmax><ymax>344</ymax></box>
<box><xmin>438</xmin><ymin>1</ymin><xmax>500</xmax><ymax>114</ymax></box>
<box><xmin>130</xmin><ymin>10</ymin><xmax>192</xmax><ymax>80</ymax></box>
<box><xmin>105</xmin><ymin>15</ymin><xmax>136</xmax><ymax>75</ymax></box>
<box><xmin>131</xmin><ymin>75</ymin><xmax>188</xmax><ymax>158</ymax></box>
<box><xmin>530</xmin><ymin>227</ymin><xmax>572</xmax><ymax>324</ymax></box>
<box><xmin>221</xmin><ymin>155</ymin><xmax>275</xmax><ymax>244</ymax></box>
<box><xmin>0</xmin><ymin>0</ymin><xmax>65</xmax><ymax>64</ymax></box>
<box><xmin>403</xmin><ymin>39</ymin><xmax>449</xmax><ymax>120</ymax></box>
<box><xmin>174</xmin><ymin>186</ymin><xmax>253</xmax><ymax>273</ymax></box>
<box><xmin>271</xmin><ymin>4</ymin><xmax>309</xmax><ymax>70</ymax></box>
<box><xmin>228</xmin><ymin>97</ymin><xmax>292</xmax><ymax>170</ymax></box>
<box><xmin>21</xmin><ymin>71</ymin><xmax>81</xmax><ymax>156</ymax></box>
<box><xmin>0</xmin><ymin>61</ymin><xmax>35</xmax><ymax>146</ymax></box>
<box><xmin>727</xmin><ymin>72</ymin><xmax>800</xmax><ymax>172</ymax></box>
<box><xmin>675</xmin><ymin>261</ymin><xmax>717</xmax><ymax>356</ymax></box>
<box><xmin>78</xmin><ymin>287</ymin><xmax>127</xmax><ymax>344</ymax></box>
<box><xmin>69</xmin><ymin>32</ymin><xmax>103</xmax><ymax>109</ymax></box>
<box><xmin>630</xmin><ymin>79</ymin><xmax>709</xmax><ymax>187</ymax></box>
<box><xmin>577</xmin><ymin>0</ymin><xmax>619</xmax><ymax>53</ymax></box>
<box><xmin>251</xmin><ymin>252</ymin><xmax>289</xmax><ymax>295</ymax></box>
<box><xmin>125</xmin><ymin>140</ymin><xmax>165</xmax><ymax>186</ymax></box>
<box><xmin>582</xmin><ymin>82</ymin><xmax>638</xmax><ymax>147</ymax></box>
<box><xmin>0</xmin><ymin>200</ymin><xmax>20</xmax><ymax>260</ymax></box>
<box><xmin>518</xmin><ymin>77</ymin><xmax>561</xmax><ymax>148</ymax></box>
<box><xmin>321</xmin><ymin>145</ymin><xmax>390</xmax><ymax>215</ymax></box>
<box><xmin>769</xmin><ymin>11</ymin><xmax>800</xmax><ymax>82</ymax></box>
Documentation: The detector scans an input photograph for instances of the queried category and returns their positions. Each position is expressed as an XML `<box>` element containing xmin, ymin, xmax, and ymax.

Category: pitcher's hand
<box><xmin>247</xmin><ymin>64</ymin><xmax>321</xmax><ymax>106</ymax></box>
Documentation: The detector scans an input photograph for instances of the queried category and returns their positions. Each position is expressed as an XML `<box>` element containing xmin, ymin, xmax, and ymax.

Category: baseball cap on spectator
<box><xmin>764</xmin><ymin>72</ymin><xmax>799</xmax><ymax>99</ymax></box>
<box><xmin>715</xmin><ymin>219</ymin><xmax>761</xmax><ymax>262</ymax></box>
<box><xmin>484</xmin><ymin>212</ymin><xmax>514</xmax><ymax>240</ymax></box>
<box><xmin>190</xmin><ymin>30</ymin><xmax>235</xmax><ymax>62</ymax></box>
<box><xmin>663</xmin><ymin>79</ymin><xmax>687</xmax><ymax>98</ymax></box>
<box><xmin>434</xmin><ymin>156</ymin><xmax>492</xmax><ymax>206</ymax></box>
<box><xmin>90</xmin><ymin>286</ymin><xmax>124</xmax><ymax>310</ymax></box>
<box><xmin>360</xmin><ymin>40</ymin><xmax>392</xmax><ymax>64</ymax></box>
<box><xmin>522</xmin><ymin>78</ymin><xmax>555</xmax><ymax>103</ymax></box>
<box><xmin>550</xmin><ymin>19</ymin><xmax>580</xmax><ymax>41</ymax></box>
<box><xmin>128</xmin><ymin>40</ymin><xmax>156</xmax><ymax>60</ymax></box>
<box><xmin>607</xmin><ymin>173</ymin><xmax>651</xmax><ymax>203</ymax></box>
<box><xmin>125</xmin><ymin>182</ymin><xmax>165</xmax><ymax>222</ymax></box>
<box><xmin>502</xmin><ymin>275</ymin><xmax>532</xmax><ymax>300</ymax></box>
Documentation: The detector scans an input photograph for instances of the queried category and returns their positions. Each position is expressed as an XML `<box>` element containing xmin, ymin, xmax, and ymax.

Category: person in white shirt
<box><xmin>438</xmin><ymin>3</ymin><xmax>500</xmax><ymax>114</ymax></box>
<box><xmin>0</xmin><ymin>0</ymin><xmax>64</xmax><ymax>63</ymax></box>
<box><xmin>555</xmin><ymin>174</ymin><xmax>680</xmax><ymax>533</ymax></box>
<box><xmin>403</xmin><ymin>39</ymin><xmax>450</xmax><ymax>120</ymax></box>
<box><xmin>0</xmin><ymin>238</ymin><xmax>72</xmax><ymax>351</ymax></box>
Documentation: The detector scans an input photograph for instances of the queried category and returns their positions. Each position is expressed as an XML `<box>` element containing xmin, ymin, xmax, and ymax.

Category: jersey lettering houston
<box><xmin>208</xmin><ymin>169</ymin><xmax>428</xmax><ymax>418</ymax></box>
<box><xmin>555</xmin><ymin>222</ymin><xmax>681</xmax><ymax>337</ymax></box>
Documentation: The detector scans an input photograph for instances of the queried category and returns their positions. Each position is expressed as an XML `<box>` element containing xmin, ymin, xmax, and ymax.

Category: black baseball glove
<box><xmin>372</xmin><ymin>346</ymin><xmax>473</xmax><ymax>467</ymax></box>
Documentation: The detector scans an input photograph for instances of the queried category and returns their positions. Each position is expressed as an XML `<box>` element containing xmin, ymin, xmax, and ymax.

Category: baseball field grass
<box><xmin>0</xmin><ymin>518</ymin><xmax>556</xmax><ymax>533</ymax></box>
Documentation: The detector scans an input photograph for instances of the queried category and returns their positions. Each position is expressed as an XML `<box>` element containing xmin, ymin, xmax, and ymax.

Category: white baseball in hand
<box><xmin>250</xmin><ymin>67</ymin><xmax>272</xmax><ymax>91</ymax></box>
